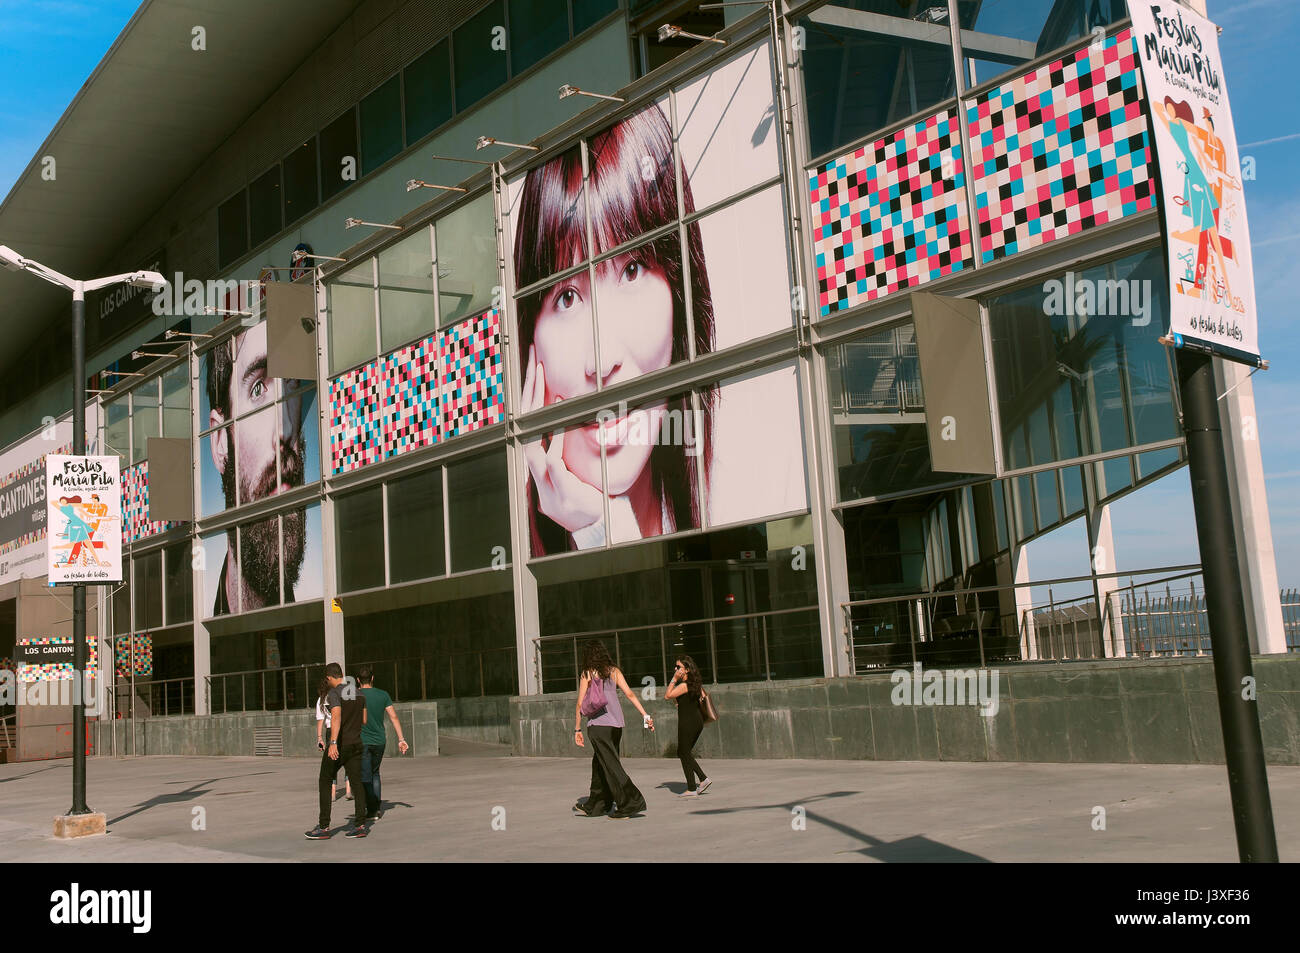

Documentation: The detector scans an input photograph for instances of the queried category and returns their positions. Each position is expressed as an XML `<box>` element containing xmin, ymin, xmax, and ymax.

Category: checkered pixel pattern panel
<box><xmin>383</xmin><ymin>337</ymin><xmax>441</xmax><ymax>460</ymax></box>
<box><xmin>122</xmin><ymin>461</ymin><xmax>182</xmax><ymax>544</ymax></box>
<box><xmin>967</xmin><ymin>29</ymin><xmax>1155</xmax><ymax>264</ymax></box>
<box><xmin>329</xmin><ymin>362</ymin><xmax>385</xmax><ymax>473</ymax></box>
<box><xmin>114</xmin><ymin>634</ymin><xmax>153</xmax><ymax>678</ymax></box>
<box><xmin>438</xmin><ymin>309</ymin><xmax>504</xmax><ymax>438</ymax></box>
<box><xmin>808</xmin><ymin>108</ymin><xmax>973</xmax><ymax>316</ymax></box>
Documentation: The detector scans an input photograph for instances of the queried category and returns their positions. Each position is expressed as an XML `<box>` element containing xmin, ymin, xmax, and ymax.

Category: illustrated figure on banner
<box><xmin>50</xmin><ymin>494</ymin><xmax>116</xmax><ymax>568</ymax></box>
<box><xmin>1155</xmin><ymin>96</ymin><xmax>1244</xmax><ymax>314</ymax></box>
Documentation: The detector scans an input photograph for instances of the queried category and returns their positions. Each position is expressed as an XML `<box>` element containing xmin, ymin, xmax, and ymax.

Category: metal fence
<box><xmin>114</xmin><ymin>676</ymin><xmax>196</xmax><ymax>719</ymax></box>
<box><xmin>203</xmin><ymin>647</ymin><xmax>517</xmax><ymax>715</ymax></box>
<box><xmin>534</xmin><ymin>606</ymin><xmax>822</xmax><ymax>694</ymax></box>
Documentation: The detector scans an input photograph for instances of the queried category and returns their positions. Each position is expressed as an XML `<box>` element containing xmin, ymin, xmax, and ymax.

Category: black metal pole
<box><xmin>70</xmin><ymin>289</ymin><xmax>91</xmax><ymax>815</ymax></box>
<box><xmin>1177</xmin><ymin>348</ymin><xmax>1276</xmax><ymax>861</ymax></box>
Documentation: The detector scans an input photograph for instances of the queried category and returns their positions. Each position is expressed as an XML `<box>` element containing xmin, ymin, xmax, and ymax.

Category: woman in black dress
<box><xmin>666</xmin><ymin>655</ymin><xmax>711</xmax><ymax>797</ymax></box>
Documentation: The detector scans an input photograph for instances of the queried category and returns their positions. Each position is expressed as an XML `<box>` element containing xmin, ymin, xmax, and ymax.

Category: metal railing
<box><xmin>533</xmin><ymin>605</ymin><xmax>822</xmax><ymax>694</ymax></box>
<box><xmin>204</xmin><ymin>647</ymin><xmax>517</xmax><ymax>715</ymax></box>
<box><xmin>838</xmin><ymin>564</ymin><xmax>1257</xmax><ymax>673</ymax></box>
<box><xmin>115</xmin><ymin>676</ymin><xmax>196</xmax><ymax>719</ymax></box>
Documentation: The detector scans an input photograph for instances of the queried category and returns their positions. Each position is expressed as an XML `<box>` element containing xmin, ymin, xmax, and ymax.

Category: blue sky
<box><xmin>0</xmin><ymin>0</ymin><xmax>1297</xmax><ymax>590</ymax></box>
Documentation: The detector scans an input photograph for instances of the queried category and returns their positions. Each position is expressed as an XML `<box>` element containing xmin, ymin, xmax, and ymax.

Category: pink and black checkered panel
<box><xmin>122</xmin><ymin>460</ymin><xmax>182</xmax><ymax>544</ymax></box>
<box><xmin>438</xmin><ymin>309</ymin><xmax>505</xmax><ymax>439</ymax></box>
<box><xmin>968</xmin><ymin>29</ymin><xmax>1155</xmax><ymax>264</ymax></box>
<box><xmin>329</xmin><ymin>362</ymin><xmax>384</xmax><ymax>474</ymax></box>
<box><xmin>808</xmin><ymin>107</ymin><xmax>973</xmax><ymax>317</ymax></box>
<box><xmin>114</xmin><ymin>634</ymin><xmax>153</xmax><ymax>678</ymax></box>
<box><xmin>383</xmin><ymin>337</ymin><xmax>441</xmax><ymax>461</ymax></box>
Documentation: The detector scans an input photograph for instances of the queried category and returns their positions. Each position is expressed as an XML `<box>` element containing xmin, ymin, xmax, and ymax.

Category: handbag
<box><xmin>699</xmin><ymin>689</ymin><xmax>718</xmax><ymax>724</ymax></box>
<box><xmin>580</xmin><ymin>674</ymin><xmax>608</xmax><ymax>718</ymax></box>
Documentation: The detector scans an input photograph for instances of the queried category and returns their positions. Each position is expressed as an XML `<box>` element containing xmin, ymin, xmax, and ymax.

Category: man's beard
<box><xmin>222</xmin><ymin>437</ymin><xmax>308</xmax><ymax>606</ymax></box>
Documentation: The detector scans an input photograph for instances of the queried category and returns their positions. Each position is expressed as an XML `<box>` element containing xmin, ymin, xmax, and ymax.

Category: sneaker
<box><xmin>678</xmin><ymin>789</ymin><xmax>699</xmax><ymax>798</ymax></box>
<box><xmin>345</xmin><ymin>793</ymin><xmax>354</xmax><ymax>801</ymax></box>
<box><xmin>345</xmin><ymin>824</ymin><xmax>369</xmax><ymax>838</ymax></box>
<box><xmin>364</xmin><ymin>814</ymin><xmax>379</xmax><ymax>823</ymax></box>
<box><xmin>696</xmin><ymin>777</ymin><xmax>712</xmax><ymax>794</ymax></box>
<box><xmin>609</xmin><ymin>804</ymin><xmax>646</xmax><ymax>819</ymax></box>
<box><xmin>304</xmin><ymin>826</ymin><xmax>331</xmax><ymax>840</ymax></box>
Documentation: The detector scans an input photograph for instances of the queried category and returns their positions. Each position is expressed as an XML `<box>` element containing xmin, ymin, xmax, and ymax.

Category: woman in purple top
<box><xmin>573</xmin><ymin>640</ymin><xmax>654</xmax><ymax>818</ymax></box>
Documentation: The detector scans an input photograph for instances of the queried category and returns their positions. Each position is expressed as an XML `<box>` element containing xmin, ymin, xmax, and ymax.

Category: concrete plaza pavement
<box><xmin>1</xmin><ymin>740</ymin><xmax>1297</xmax><ymax>862</ymax></box>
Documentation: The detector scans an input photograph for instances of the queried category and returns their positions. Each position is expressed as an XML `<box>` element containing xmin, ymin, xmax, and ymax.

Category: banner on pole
<box><xmin>1130</xmin><ymin>1</ymin><xmax>1258</xmax><ymax>364</ymax></box>
<box><xmin>46</xmin><ymin>455</ymin><xmax>122</xmax><ymax>583</ymax></box>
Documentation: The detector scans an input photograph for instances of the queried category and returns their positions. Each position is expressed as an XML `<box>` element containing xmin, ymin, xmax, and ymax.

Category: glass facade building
<box><xmin>4</xmin><ymin>0</ymin><xmax>1245</xmax><ymax>722</ymax></box>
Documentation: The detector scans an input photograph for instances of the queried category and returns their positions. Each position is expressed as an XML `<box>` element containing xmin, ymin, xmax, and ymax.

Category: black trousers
<box><xmin>677</xmin><ymin>700</ymin><xmax>707</xmax><ymax>790</ymax></box>
<box><xmin>585</xmin><ymin>725</ymin><xmax>646</xmax><ymax>815</ymax></box>
<box><xmin>319</xmin><ymin>743</ymin><xmax>367</xmax><ymax>827</ymax></box>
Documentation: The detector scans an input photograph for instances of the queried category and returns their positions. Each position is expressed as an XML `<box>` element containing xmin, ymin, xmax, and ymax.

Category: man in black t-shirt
<box><xmin>305</xmin><ymin>662</ymin><xmax>369</xmax><ymax>839</ymax></box>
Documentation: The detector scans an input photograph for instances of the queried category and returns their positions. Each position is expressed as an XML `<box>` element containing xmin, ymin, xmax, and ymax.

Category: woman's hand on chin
<box><xmin>525</xmin><ymin>427</ymin><xmax>604</xmax><ymax>532</ymax></box>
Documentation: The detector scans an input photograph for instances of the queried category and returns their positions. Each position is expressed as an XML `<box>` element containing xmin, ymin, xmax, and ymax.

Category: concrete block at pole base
<box><xmin>53</xmin><ymin>813</ymin><xmax>106</xmax><ymax>838</ymax></box>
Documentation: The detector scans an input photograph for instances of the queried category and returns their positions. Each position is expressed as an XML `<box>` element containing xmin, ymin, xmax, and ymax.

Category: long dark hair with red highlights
<box><xmin>513</xmin><ymin>102</ymin><xmax>716</xmax><ymax>556</ymax></box>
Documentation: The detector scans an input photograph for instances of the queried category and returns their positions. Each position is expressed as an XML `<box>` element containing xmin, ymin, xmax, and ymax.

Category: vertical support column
<box><xmin>776</xmin><ymin>1</ymin><xmax>852</xmax><ymax>677</ymax></box>
<box><xmin>493</xmin><ymin>162</ymin><xmax>542</xmax><ymax>697</ymax></box>
<box><xmin>1215</xmin><ymin>361</ymin><xmax>1286</xmax><ymax>654</ymax></box>
<box><xmin>315</xmin><ymin>269</ymin><xmax>346</xmax><ymax>667</ymax></box>
<box><xmin>193</xmin><ymin>620</ymin><xmax>211</xmax><ymax>715</ymax></box>
<box><xmin>1013</xmin><ymin>539</ymin><xmax>1036</xmax><ymax>661</ymax></box>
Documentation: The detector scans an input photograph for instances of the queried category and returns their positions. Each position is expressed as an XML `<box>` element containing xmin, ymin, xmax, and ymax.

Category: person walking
<box><xmin>314</xmin><ymin>677</ymin><xmax>352</xmax><ymax>803</ymax></box>
<box><xmin>305</xmin><ymin>663</ymin><xmax>368</xmax><ymax>839</ymax></box>
<box><xmin>358</xmin><ymin>665</ymin><xmax>409</xmax><ymax>822</ymax></box>
<box><xmin>573</xmin><ymin>640</ymin><xmax>653</xmax><ymax>819</ymax></box>
<box><xmin>665</xmin><ymin>655</ymin><xmax>711</xmax><ymax>797</ymax></box>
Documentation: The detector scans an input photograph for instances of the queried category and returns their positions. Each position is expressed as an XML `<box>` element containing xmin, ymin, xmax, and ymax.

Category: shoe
<box><xmin>609</xmin><ymin>804</ymin><xmax>646</xmax><ymax>819</ymax></box>
<box><xmin>364</xmin><ymin>814</ymin><xmax>379</xmax><ymax>823</ymax></box>
<box><xmin>678</xmin><ymin>790</ymin><xmax>699</xmax><ymax>798</ymax></box>
<box><xmin>345</xmin><ymin>824</ymin><xmax>369</xmax><ymax>838</ymax></box>
<box><xmin>697</xmin><ymin>777</ymin><xmax>712</xmax><ymax>794</ymax></box>
<box><xmin>345</xmin><ymin>794</ymin><xmax>354</xmax><ymax>801</ymax></box>
<box><xmin>304</xmin><ymin>826</ymin><xmax>331</xmax><ymax>840</ymax></box>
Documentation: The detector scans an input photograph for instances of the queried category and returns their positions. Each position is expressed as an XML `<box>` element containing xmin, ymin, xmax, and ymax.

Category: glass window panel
<box><xmin>105</xmin><ymin>398</ymin><xmax>129</xmax><ymax>465</ymax></box>
<box><xmin>1033</xmin><ymin>469</ymin><xmax>1060</xmax><ymax>528</ymax></box>
<box><xmin>283</xmin><ymin>139</ymin><xmax>319</xmax><ymax>225</ymax></box>
<box><xmin>379</xmin><ymin>228</ymin><xmax>436</xmax><ymax>351</ymax></box>
<box><xmin>1061</xmin><ymin>465</ymin><xmax>1085</xmax><ymax>518</ymax></box>
<box><xmin>404</xmin><ymin>40</ymin><xmax>453</xmax><ymax>142</ymax></box>
<box><xmin>454</xmin><ymin>1</ymin><xmax>508</xmax><ymax>111</ymax></box>
<box><xmin>1097</xmin><ymin>455</ymin><xmax>1133</xmax><ymax>501</ymax></box>
<box><xmin>1137</xmin><ymin>446</ymin><xmax>1181</xmax><ymax>482</ymax></box>
<box><xmin>336</xmin><ymin>486</ymin><xmax>385</xmax><ymax>593</ymax></box>
<box><xmin>248</xmin><ymin>165</ymin><xmax>283</xmax><ymax>248</ymax></box>
<box><xmin>328</xmin><ymin>260</ymin><xmax>377</xmax><ymax>375</ymax></box>
<box><xmin>991</xmin><ymin>479</ymin><xmax>1009</xmax><ymax>552</ymax></box>
<box><xmin>435</xmin><ymin>191</ymin><xmax>497</xmax><ymax>325</ymax></box>
<box><xmin>1013</xmin><ymin>474</ymin><xmax>1035</xmax><ymax>541</ymax></box>
<box><xmin>112</xmin><ymin>567</ymin><xmax>131</xmax><ymax>635</ymax></box>
<box><xmin>509</xmin><ymin>0</ymin><xmax>568</xmax><ymax>74</ymax></box>
<box><xmin>799</xmin><ymin>0</ymin><xmax>959</xmax><ymax>160</ymax></box>
<box><xmin>448</xmin><ymin>452</ymin><xmax>510</xmax><ymax>571</ymax></box>
<box><xmin>232</xmin><ymin>406</ymin><xmax>279</xmax><ymax>507</ymax></box>
<box><xmin>319</xmin><ymin>107</ymin><xmax>359</xmax><ymax>202</ymax></box>
<box><xmin>218</xmin><ymin>191</ymin><xmax>248</xmax><ymax>269</ymax></box>
<box><xmin>573</xmin><ymin>0</ymin><xmax>617</xmax><ymax>34</ymax></box>
<box><xmin>388</xmin><ymin>467</ymin><xmax>446</xmax><ymax>583</ymax></box>
<box><xmin>201</xmin><ymin>529</ymin><xmax>236</xmax><ymax>617</ymax></box>
<box><xmin>280</xmin><ymin>383</ymin><xmax>319</xmax><ymax>489</ymax></box>
<box><xmin>134</xmin><ymin>550</ymin><xmax>163</xmax><ymax>631</ymax></box>
<box><xmin>240</xmin><ymin>516</ymin><xmax>282</xmax><ymax>608</ymax></box>
<box><xmin>959</xmin><ymin>0</ymin><xmax>1129</xmax><ymax>89</ymax></box>
<box><xmin>162</xmin><ymin>364</ymin><xmax>190</xmax><ymax>439</ymax></box>
<box><xmin>164</xmin><ymin>541</ymin><xmax>192</xmax><ymax>626</ymax></box>
<box><xmin>132</xmin><ymin>382</ymin><xmax>160</xmax><ymax>463</ymax></box>
<box><xmin>989</xmin><ymin>250</ymin><xmax>1180</xmax><ymax>472</ymax></box>
<box><xmin>360</xmin><ymin>76</ymin><xmax>403</xmax><ymax>175</ymax></box>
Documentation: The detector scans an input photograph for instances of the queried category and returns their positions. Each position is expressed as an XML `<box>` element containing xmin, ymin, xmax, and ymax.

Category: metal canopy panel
<box><xmin>145</xmin><ymin>437</ymin><xmax>193</xmax><ymax>523</ymax></box>
<box><xmin>265</xmin><ymin>283</ymin><xmax>319</xmax><ymax>381</ymax></box>
<box><xmin>0</xmin><ymin>0</ymin><xmax>364</xmax><ymax>371</ymax></box>
<box><xmin>911</xmin><ymin>291</ymin><xmax>997</xmax><ymax>476</ymax></box>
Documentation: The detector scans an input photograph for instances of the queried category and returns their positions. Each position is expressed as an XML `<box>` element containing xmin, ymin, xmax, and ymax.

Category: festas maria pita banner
<box><xmin>1130</xmin><ymin>1</ymin><xmax>1258</xmax><ymax>363</ymax></box>
<box><xmin>46</xmin><ymin>455</ymin><xmax>121</xmax><ymax>583</ymax></box>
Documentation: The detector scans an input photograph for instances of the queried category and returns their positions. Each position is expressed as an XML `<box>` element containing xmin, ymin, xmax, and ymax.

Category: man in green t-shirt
<box><xmin>358</xmin><ymin>666</ymin><xmax>409</xmax><ymax>822</ymax></box>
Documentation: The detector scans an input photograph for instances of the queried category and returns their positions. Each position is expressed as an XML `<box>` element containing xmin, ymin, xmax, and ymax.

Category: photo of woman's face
<box><xmin>533</xmin><ymin>250</ymin><xmax>674</xmax><ymax>490</ymax></box>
